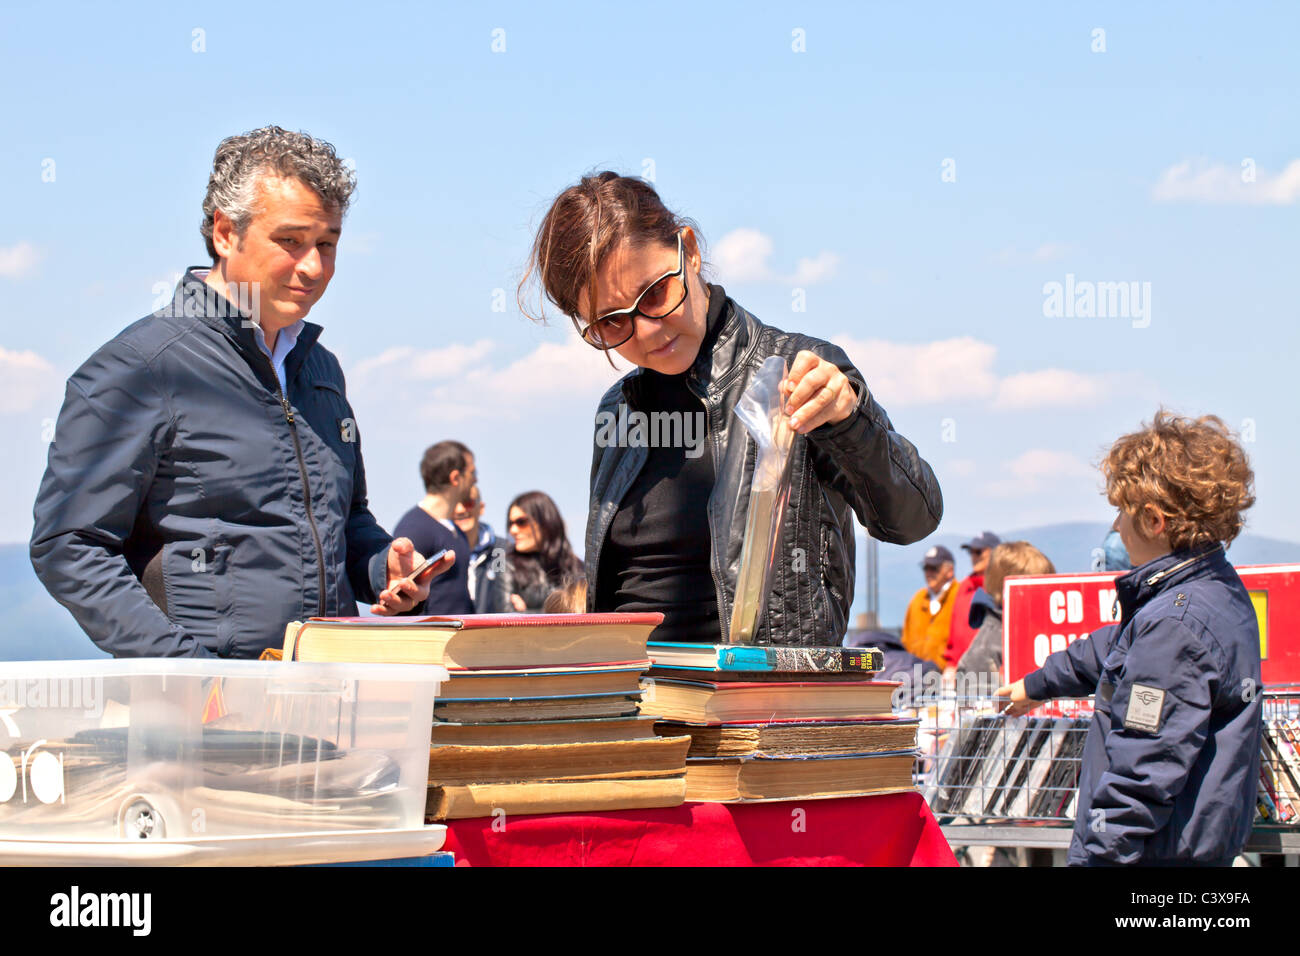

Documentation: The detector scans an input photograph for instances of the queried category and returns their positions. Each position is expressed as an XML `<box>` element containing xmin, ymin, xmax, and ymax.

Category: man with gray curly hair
<box><xmin>30</xmin><ymin>126</ymin><xmax>449</xmax><ymax>658</ymax></box>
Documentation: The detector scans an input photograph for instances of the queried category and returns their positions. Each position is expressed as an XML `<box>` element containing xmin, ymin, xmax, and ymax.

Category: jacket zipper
<box><xmin>1143</xmin><ymin>544</ymin><xmax>1223</xmax><ymax>587</ymax></box>
<box><xmin>267</xmin><ymin>354</ymin><xmax>328</xmax><ymax>617</ymax></box>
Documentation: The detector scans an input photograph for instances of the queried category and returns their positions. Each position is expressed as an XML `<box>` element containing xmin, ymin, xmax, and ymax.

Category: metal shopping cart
<box><xmin>897</xmin><ymin>686</ymin><xmax>1300</xmax><ymax>863</ymax></box>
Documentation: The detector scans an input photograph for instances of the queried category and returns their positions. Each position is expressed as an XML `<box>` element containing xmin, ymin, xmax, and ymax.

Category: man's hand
<box><xmin>781</xmin><ymin>350</ymin><xmax>858</xmax><ymax>434</ymax></box>
<box><xmin>370</xmin><ymin>537</ymin><xmax>454</xmax><ymax>616</ymax></box>
<box><xmin>994</xmin><ymin>679</ymin><xmax>1043</xmax><ymax>718</ymax></box>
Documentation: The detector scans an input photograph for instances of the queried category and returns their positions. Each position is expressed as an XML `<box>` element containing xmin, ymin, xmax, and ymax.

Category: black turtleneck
<box><xmin>594</xmin><ymin>285</ymin><xmax>729</xmax><ymax>643</ymax></box>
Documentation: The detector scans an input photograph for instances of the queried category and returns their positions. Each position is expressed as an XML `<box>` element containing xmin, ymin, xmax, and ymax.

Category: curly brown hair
<box><xmin>1101</xmin><ymin>409</ymin><xmax>1255</xmax><ymax>550</ymax></box>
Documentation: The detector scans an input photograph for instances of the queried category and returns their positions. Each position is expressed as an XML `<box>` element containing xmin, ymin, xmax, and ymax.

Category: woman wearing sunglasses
<box><xmin>503</xmin><ymin>490</ymin><xmax>584</xmax><ymax>613</ymax></box>
<box><xmin>519</xmin><ymin>172</ymin><xmax>943</xmax><ymax>645</ymax></box>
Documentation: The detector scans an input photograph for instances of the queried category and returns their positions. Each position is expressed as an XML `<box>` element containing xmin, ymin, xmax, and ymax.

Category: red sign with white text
<box><xmin>1002</xmin><ymin>564</ymin><xmax>1300</xmax><ymax>687</ymax></box>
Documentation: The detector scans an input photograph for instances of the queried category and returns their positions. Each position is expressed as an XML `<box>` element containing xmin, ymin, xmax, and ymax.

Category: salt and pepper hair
<box><xmin>200</xmin><ymin>126</ymin><xmax>356</xmax><ymax>260</ymax></box>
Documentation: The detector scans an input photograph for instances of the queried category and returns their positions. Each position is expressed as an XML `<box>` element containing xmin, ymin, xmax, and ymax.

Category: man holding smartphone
<box><xmin>30</xmin><ymin>126</ymin><xmax>447</xmax><ymax>659</ymax></box>
<box><xmin>394</xmin><ymin>441</ymin><xmax>478</xmax><ymax>615</ymax></box>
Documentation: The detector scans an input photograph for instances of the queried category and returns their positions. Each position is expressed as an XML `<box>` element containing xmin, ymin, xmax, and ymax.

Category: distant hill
<box><xmin>3</xmin><ymin>524</ymin><xmax>1299</xmax><ymax>658</ymax></box>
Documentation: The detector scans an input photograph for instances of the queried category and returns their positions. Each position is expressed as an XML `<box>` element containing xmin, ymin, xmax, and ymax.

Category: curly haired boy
<box><xmin>998</xmin><ymin>410</ymin><xmax>1261</xmax><ymax>865</ymax></box>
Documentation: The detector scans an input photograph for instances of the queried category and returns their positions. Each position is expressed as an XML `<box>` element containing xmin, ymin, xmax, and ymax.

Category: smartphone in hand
<box><xmin>405</xmin><ymin>548</ymin><xmax>452</xmax><ymax>583</ymax></box>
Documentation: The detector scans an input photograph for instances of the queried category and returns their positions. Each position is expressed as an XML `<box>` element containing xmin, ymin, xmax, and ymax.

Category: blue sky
<box><xmin>1</xmin><ymin>0</ymin><xmax>1297</xmax><ymax>592</ymax></box>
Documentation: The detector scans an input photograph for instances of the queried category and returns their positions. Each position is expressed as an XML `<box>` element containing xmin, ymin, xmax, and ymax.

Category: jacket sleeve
<box><xmin>338</xmin><ymin>391</ymin><xmax>393</xmax><ymax>606</ymax></box>
<box><xmin>1081</xmin><ymin>617</ymin><xmax>1218</xmax><ymax>865</ymax></box>
<box><xmin>29</xmin><ymin>340</ymin><xmax>213</xmax><ymax>658</ymax></box>
<box><xmin>802</xmin><ymin>341</ymin><xmax>943</xmax><ymax>545</ymax></box>
<box><xmin>1022</xmin><ymin>625</ymin><xmax>1115</xmax><ymax>699</ymax></box>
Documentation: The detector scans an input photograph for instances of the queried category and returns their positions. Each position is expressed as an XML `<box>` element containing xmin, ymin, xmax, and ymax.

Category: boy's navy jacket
<box><xmin>30</xmin><ymin>269</ymin><xmax>393</xmax><ymax>659</ymax></box>
<box><xmin>1023</xmin><ymin>545</ymin><xmax>1262</xmax><ymax>866</ymax></box>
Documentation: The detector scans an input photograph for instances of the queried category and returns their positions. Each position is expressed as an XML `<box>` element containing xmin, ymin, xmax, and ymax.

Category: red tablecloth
<box><xmin>442</xmin><ymin>791</ymin><xmax>955</xmax><ymax>866</ymax></box>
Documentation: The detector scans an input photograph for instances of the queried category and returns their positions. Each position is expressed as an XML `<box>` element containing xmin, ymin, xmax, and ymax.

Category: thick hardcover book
<box><xmin>428</xmin><ymin>735</ymin><xmax>691</xmax><ymax>786</ymax></box>
<box><xmin>439</xmin><ymin>663</ymin><xmax>648</xmax><ymax>702</ymax></box>
<box><xmin>433</xmin><ymin>692</ymin><xmax>642</xmax><ymax>723</ymax></box>
<box><xmin>648</xmin><ymin>642</ymin><xmax>883</xmax><ymax>674</ymax></box>
<box><xmin>640</xmin><ymin>677</ymin><xmax>898</xmax><ymax>724</ymax></box>
<box><xmin>284</xmin><ymin>612</ymin><xmax>663</xmax><ymax>669</ymax></box>
<box><xmin>654</xmin><ymin>717</ymin><xmax>919</xmax><ymax>758</ymax></box>
<box><xmin>428</xmin><ymin>715</ymin><xmax>659</xmax><ymax>746</ymax></box>
<box><xmin>683</xmin><ymin>749</ymin><xmax>916</xmax><ymax>802</ymax></box>
<box><xmin>426</xmin><ymin>774</ymin><xmax>687</xmax><ymax>820</ymax></box>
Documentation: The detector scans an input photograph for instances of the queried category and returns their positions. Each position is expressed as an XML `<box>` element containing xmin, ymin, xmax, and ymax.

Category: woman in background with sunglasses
<box><xmin>503</xmin><ymin>490</ymin><xmax>584</xmax><ymax>613</ymax></box>
<box><xmin>519</xmin><ymin>172</ymin><xmax>943</xmax><ymax>645</ymax></box>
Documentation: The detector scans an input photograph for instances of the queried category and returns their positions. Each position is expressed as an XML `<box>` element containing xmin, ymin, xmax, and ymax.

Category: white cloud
<box><xmin>1008</xmin><ymin>449</ymin><xmax>1094</xmax><ymax>480</ymax></box>
<box><xmin>351</xmin><ymin>340</ymin><xmax>496</xmax><ymax>381</ymax></box>
<box><xmin>832</xmin><ymin>335</ymin><xmax>1000</xmax><ymax>407</ymax></box>
<box><xmin>1152</xmin><ymin>158</ymin><xmax>1300</xmax><ymax>205</ymax></box>
<box><xmin>0</xmin><ymin>347</ymin><xmax>59</xmax><ymax>414</ymax></box>
<box><xmin>0</xmin><ymin>242</ymin><xmax>40</xmax><ymax>279</ymax></box>
<box><xmin>790</xmin><ymin>251</ymin><xmax>841</xmax><ymax>284</ymax></box>
<box><xmin>833</xmin><ymin>335</ymin><xmax>1119</xmax><ymax>411</ymax></box>
<box><xmin>714</xmin><ymin>228</ymin><xmax>774</xmax><ymax>282</ymax></box>
<box><xmin>980</xmin><ymin>449</ymin><xmax>1095</xmax><ymax>498</ymax></box>
<box><xmin>992</xmin><ymin>368</ymin><xmax>1107</xmax><ymax>410</ymax></box>
<box><xmin>713</xmin><ymin>228</ymin><xmax>840</xmax><ymax>284</ymax></box>
<box><xmin>348</xmin><ymin>335</ymin><xmax>623</xmax><ymax>425</ymax></box>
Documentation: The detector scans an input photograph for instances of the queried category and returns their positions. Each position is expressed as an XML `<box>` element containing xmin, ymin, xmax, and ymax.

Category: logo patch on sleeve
<box><xmin>1124</xmin><ymin>683</ymin><xmax>1165</xmax><ymax>733</ymax></box>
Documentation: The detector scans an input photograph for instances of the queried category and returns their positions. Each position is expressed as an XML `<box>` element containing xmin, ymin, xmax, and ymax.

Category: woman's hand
<box><xmin>994</xmin><ymin>679</ymin><xmax>1043</xmax><ymax>718</ymax></box>
<box><xmin>781</xmin><ymin>350</ymin><xmax>858</xmax><ymax>434</ymax></box>
<box><xmin>509</xmin><ymin>593</ymin><xmax>526</xmax><ymax>612</ymax></box>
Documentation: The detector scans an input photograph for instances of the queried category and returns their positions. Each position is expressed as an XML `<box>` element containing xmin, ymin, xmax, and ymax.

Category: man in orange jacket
<box><xmin>946</xmin><ymin>531</ymin><xmax>1001</xmax><ymax>667</ymax></box>
<box><xmin>901</xmin><ymin>545</ymin><xmax>958</xmax><ymax>666</ymax></box>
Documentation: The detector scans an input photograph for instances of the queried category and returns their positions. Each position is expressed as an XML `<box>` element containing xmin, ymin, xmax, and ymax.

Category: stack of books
<box><xmin>284</xmin><ymin>613</ymin><xmax>691</xmax><ymax>820</ymax></box>
<box><xmin>645</xmin><ymin>642</ymin><xmax>917</xmax><ymax>802</ymax></box>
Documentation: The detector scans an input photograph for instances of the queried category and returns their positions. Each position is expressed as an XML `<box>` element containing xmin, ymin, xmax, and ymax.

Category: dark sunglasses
<box><xmin>577</xmin><ymin>233</ymin><xmax>688</xmax><ymax>350</ymax></box>
<box><xmin>508</xmin><ymin>516</ymin><xmax>533</xmax><ymax>530</ymax></box>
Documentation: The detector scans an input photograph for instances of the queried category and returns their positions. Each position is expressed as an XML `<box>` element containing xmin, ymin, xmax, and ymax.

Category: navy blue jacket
<box><xmin>30</xmin><ymin>269</ymin><xmax>393</xmax><ymax>658</ymax></box>
<box><xmin>1023</xmin><ymin>545</ymin><xmax>1262</xmax><ymax>865</ymax></box>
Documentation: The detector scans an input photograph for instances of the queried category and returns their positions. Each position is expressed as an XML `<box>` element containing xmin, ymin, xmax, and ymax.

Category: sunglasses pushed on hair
<box><xmin>577</xmin><ymin>233</ymin><xmax>688</xmax><ymax>349</ymax></box>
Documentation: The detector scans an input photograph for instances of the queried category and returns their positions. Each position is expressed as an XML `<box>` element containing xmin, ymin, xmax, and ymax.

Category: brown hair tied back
<box><xmin>518</xmin><ymin>172</ymin><xmax>702</xmax><ymax>355</ymax></box>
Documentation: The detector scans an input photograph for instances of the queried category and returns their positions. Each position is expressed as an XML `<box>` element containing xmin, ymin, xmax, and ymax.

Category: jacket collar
<box><xmin>1114</xmin><ymin>543</ymin><xmax>1226</xmax><ymax>619</ymax></box>
<box><xmin>177</xmin><ymin>267</ymin><xmax>323</xmax><ymax>390</ymax></box>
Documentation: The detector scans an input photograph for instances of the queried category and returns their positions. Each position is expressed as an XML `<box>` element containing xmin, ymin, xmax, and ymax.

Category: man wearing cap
<box><xmin>946</xmin><ymin>531</ymin><xmax>1001</xmax><ymax>669</ymax></box>
<box><xmin>901</xmin><ymin>545</ymin><xmax>959</xmax><ymax>667</ymax></box>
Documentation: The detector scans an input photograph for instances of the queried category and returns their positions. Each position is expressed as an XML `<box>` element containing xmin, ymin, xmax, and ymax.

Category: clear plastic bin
<box><xmin>0</xmin><ymin>659</ymin><xmax>445</xmax><ymax>841</ymax></box>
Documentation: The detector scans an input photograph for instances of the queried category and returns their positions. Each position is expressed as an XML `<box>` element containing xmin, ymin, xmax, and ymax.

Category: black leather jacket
<box><xmin>585</xmin><ymin>288</ymin><xmax>943</xmax><ymax>645</ymax></box>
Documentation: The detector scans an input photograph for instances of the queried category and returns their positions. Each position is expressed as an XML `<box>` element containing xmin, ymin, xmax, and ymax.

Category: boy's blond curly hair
<box><xmin>1102</xmin><ymin>409</ymin><xmax>1255</xmax><ymax>550</ymax></box>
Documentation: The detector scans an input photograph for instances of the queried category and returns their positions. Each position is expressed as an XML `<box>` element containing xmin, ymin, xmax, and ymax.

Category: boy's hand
<box><xmin>995</xmin><ymin>679</ymin><xmax>1043</xmax><ymax>717</ymax></box>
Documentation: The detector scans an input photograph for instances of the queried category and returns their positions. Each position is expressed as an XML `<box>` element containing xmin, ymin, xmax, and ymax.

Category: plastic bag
<box><xmin>728</xmin><ymin>355</ymin><xmax>796</xmax><ymax>643</ymax></box>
